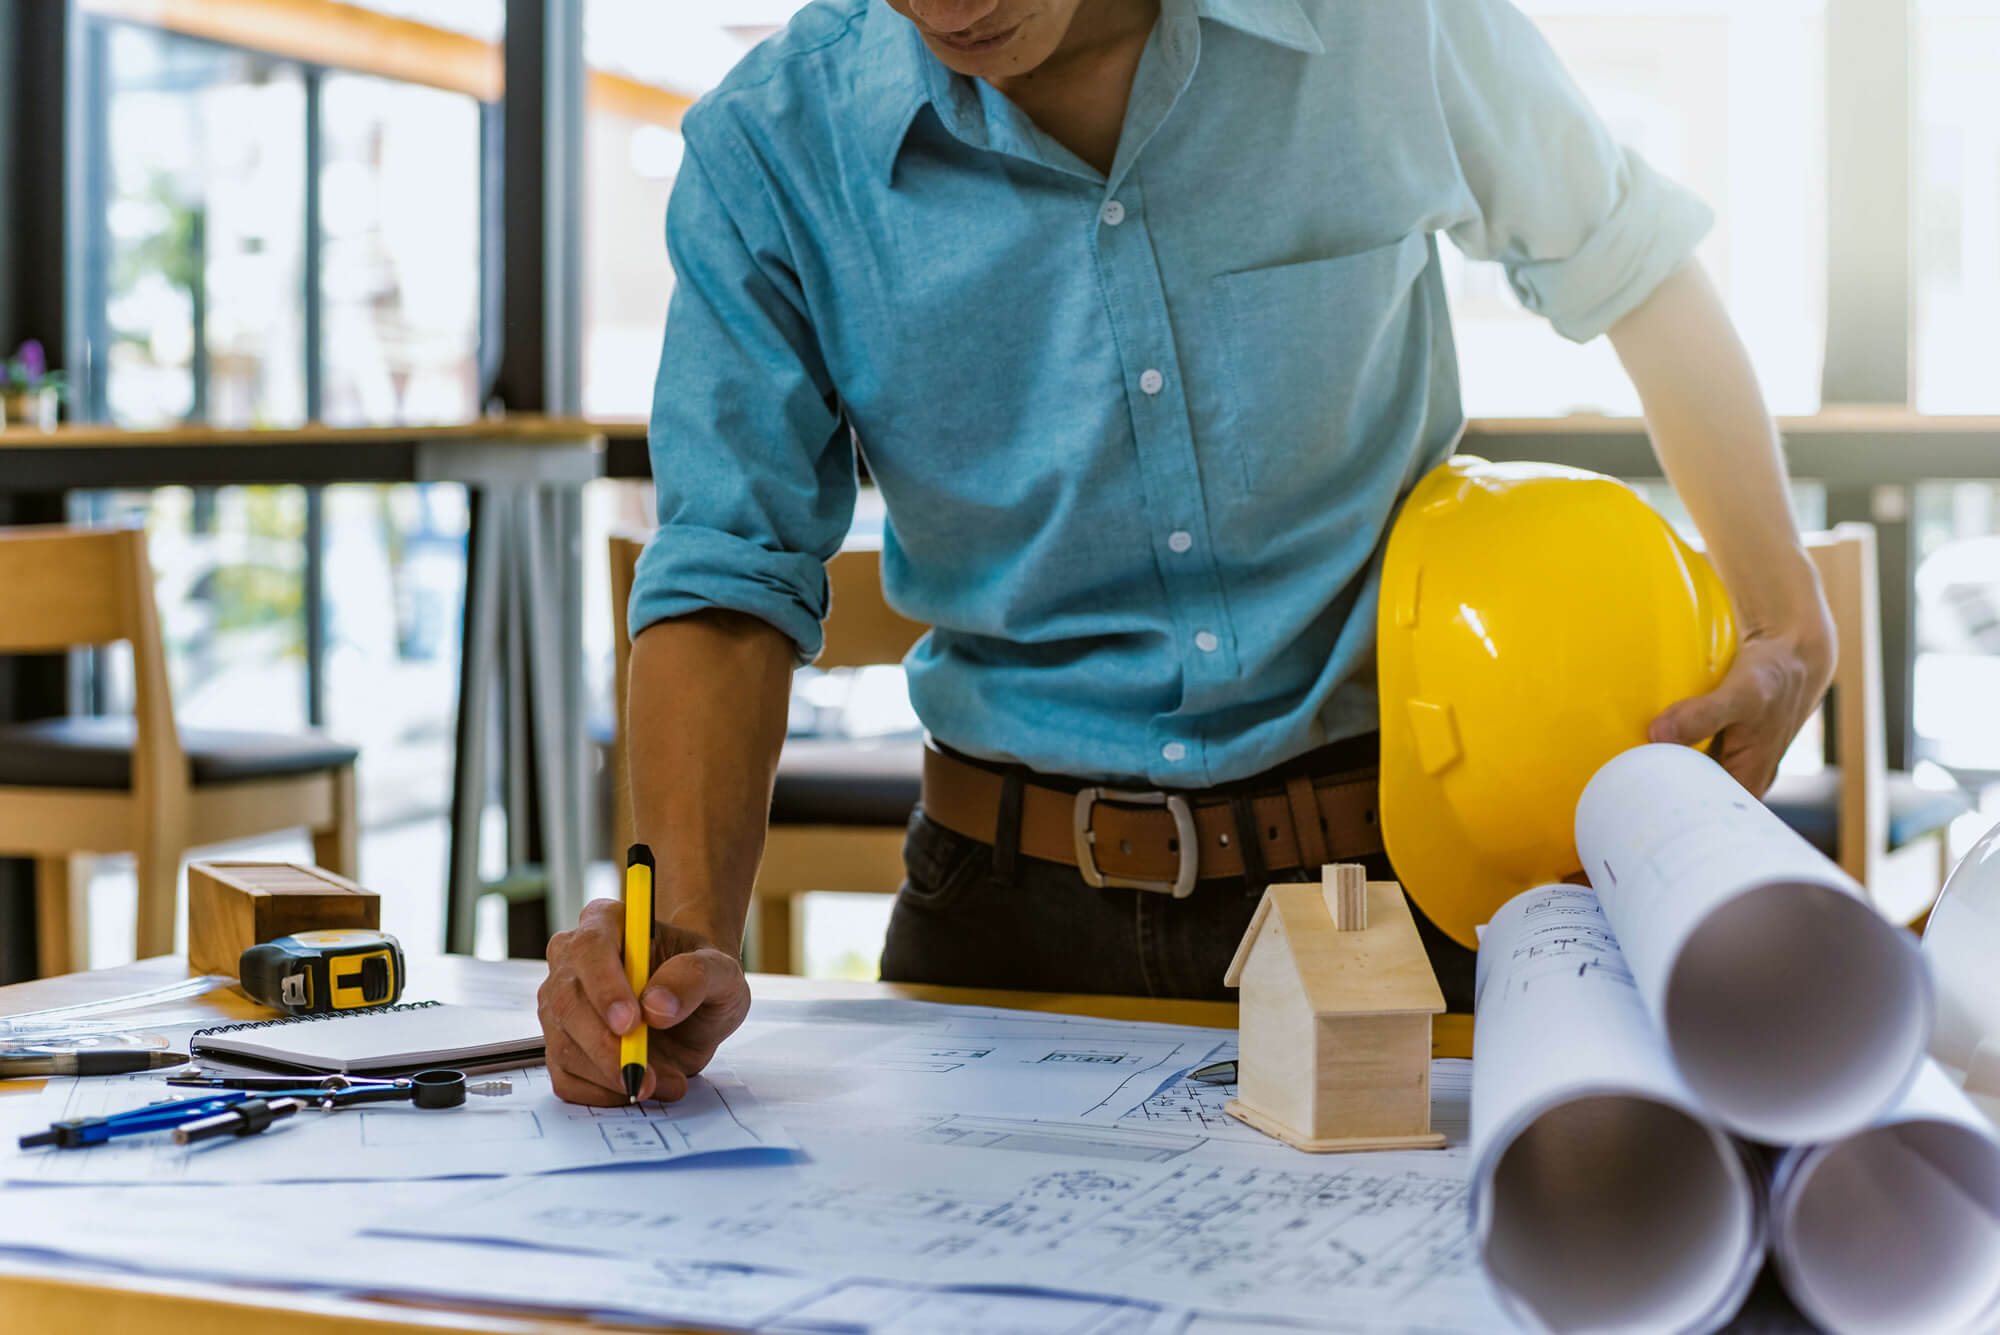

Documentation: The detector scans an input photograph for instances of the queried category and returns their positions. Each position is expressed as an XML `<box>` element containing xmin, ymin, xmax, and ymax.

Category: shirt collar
<box><xmin>857</xmin><ymin>0</ymin><xmax>1325</xmax><ymax>183</ymax></box>
<box><xmin>1194</xmin><ymin>0</ymin><xmax>1325</xmax><ymax>55</ymax></box>
<box><xmin>856</xmin><ymin>0</ymin><xmax>941</xmax><ymax>185</ymax></box>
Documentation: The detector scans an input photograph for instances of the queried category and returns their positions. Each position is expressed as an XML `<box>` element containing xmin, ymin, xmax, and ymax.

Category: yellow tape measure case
<box><xmin>239</xmin><ymin>929</ymin><xmax>406</xmax><ymax>1016</ymax></box>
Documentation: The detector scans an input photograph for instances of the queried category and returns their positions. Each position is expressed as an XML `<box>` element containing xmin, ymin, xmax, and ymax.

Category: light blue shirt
<box><xmin>631</xmin><ymin>0</ymin><xmax>1711</xmax><ymax>788</ymax></box>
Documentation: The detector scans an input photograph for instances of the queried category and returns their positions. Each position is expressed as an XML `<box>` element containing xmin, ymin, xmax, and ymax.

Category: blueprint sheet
<box><xmin>386</xmin><ymin>1040</ymin><xmax>1500</xmax><ymax>1332</ymax></box>
<box><xmin>0</xmin><ymin>1178</ymin><xmax>832</xmax><ymax>1330</ymax></box>
<box><xmin>722</xmin><ymin>998</ymin><xmax>1225</xmax><ymax>1122</ymax></box>
<box><xmin>0</xmin><ymin>997</ymin><xmax>1499</xmax><ymax>1332</ymax></box>
<box><xmin>0</xmin><ymin>1177</ymin><xmax>1187</xmax><ymax>1334</ymax></box>
<box><xmin>0</xmin><ymin>1064</ymin><xmax>791</xmax><ymax>1183</ymax></box>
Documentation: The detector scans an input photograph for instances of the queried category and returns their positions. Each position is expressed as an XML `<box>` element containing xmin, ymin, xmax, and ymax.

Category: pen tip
<box><xmin>622</xmin><ymin>1063</ymin><xmax>644</xmax><ymax>1103</ymax></box>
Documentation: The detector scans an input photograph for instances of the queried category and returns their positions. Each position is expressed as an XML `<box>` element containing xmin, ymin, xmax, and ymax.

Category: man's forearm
<box><xmin>1607</xmin><ymin>261</ymin><xmax>1828</xmax><ymax>640</ymax></box>
<box><xmin>626</xmin><ymin>610</ymin><xmax>796</xmax><ymax>956</ymax></box>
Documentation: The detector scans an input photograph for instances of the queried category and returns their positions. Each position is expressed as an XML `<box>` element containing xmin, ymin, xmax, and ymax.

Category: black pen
<box><xmin>0</xmin><ymin>1050</ymin><xmax>189</xmax><ymax>1079</ymax></box>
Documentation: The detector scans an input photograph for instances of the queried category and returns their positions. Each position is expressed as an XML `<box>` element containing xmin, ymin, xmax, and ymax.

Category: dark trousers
<box><xmin>878</xmin><ymin>743</ymin><xmax>1477</xmax><ymax>1012</ymax></box>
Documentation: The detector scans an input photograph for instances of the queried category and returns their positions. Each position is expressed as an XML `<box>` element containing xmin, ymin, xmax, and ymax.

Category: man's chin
<box><xmin>921</xmin><ymin>25</ymin><xmax>1044</xmax><ymax>77</ymax></box>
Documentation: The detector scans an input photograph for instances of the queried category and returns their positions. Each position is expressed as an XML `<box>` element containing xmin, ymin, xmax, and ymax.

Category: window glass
<box><xmin>84</xmin><ymin>25</ymin><xmax>311</xmax><ymax>735</ymax></box>
<box><xmin>321</xmin><ymin>481</ymin><xmax>469</xmax><ymax>839</ymax></box>
<box><xmin>578</xmin><ymin>2</ymin><xmax>750</xmax><ymax>418</ymax></box>
<box><xmin>1914</xmin><ymin>2</ymin><xmax>2000</xmax><ymax>412</ymax></box>
<box><xmin>1446</xmin><ymin>2</ymin><xmax>1826</xmax><ymax>417</ymax></box>
<box><xmin>319</xmin><ymin>74</ymin><xmax>484</xmax><ymax>426</ymax></box>
<box><xmin>95</xmin><ymin>25</ymin><xmax>307</xmax><ymax>428</ymax></box>
<box><xmin>1914</xmin><ymin>481</ymin><xmax>2000</xmax><ymax>777</ymax></box>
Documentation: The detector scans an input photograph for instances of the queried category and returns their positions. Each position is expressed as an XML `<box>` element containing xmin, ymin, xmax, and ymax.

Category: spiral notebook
<box><xmin>190</xmin><ymin>1001</ymin><xmax>546</xmax><ymax>1076</ymax></box>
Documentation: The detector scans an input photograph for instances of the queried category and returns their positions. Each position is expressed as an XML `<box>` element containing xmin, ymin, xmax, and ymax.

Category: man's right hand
<box><xmin>538</xmin><ymin>898</ymin><xmax>752</xmax><ymax>1106</ymax></box>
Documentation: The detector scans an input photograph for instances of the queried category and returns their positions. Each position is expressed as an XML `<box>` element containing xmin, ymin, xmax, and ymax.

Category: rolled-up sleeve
<box><xmin>628</xmin><ymin>114</ymin><xmax>856</xmax><ymax>663</ymax></box>
<box><xmin>1431</xmin><ymin>0</ymin><xmax>1714</xmax><ymax>344</ymax></box>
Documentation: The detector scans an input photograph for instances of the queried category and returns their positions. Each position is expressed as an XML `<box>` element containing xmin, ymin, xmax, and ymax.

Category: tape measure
<box><xmin>238</xmin><ymin>929</ymin><xmax>406</xmax><ymax>1016</ymax></box>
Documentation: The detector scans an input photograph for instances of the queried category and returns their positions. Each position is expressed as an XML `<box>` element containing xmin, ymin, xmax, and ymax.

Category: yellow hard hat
<box><xmin>1377</xmin><ymin>455</ymin><xmax>1737</xmax><ymax>948</ymax></box>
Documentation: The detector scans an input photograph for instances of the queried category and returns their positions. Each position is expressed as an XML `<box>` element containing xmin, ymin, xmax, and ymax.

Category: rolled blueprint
<box><xmin>1576</xmin><ymin>743</ymin><xmax>1931</xmax><ymax>1144</ymax></box>
<box><xmin>1922</xmin><ymin>815</ymin><xmax>2000</xmax><ymax>1127</ymax></box>
<box><xmin>1472</xmin><ymin>884</ymin><xmax>1763</xmax><ymax>1335</ymax></box>
<box><xmin>1770</xmin><ymin>1059</ymin><xmax>2000</xmax><ymax>1335</ymax></box>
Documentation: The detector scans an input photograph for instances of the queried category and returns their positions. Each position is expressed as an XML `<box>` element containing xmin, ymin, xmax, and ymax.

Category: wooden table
<box><xmin>5</xmin><ymin>953</ymin><xmax>1405</xmax><ymax>1334</ymax></box>
<box><xmin>0</xmin><ymin>419</ymin><xmax>608</xmax><ymax>966</ymax></box>
<box><xmin>0</xmin><ymin>419</ymin><xmax>605</xmax><ymax>490</ymax></box>
<box><xmin>596</xmin><ymin>408</ymin><xmax>2000</xmax><ymax>486</ymax></box>
<box><xmin>1461</xmin><ymin>406</ymin><xmax>2000</xmax><ymax>482</ymax></box>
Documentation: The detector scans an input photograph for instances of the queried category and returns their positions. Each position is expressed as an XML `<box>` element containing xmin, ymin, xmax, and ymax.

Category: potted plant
<box><xmin>1</xmin><ymin>340</ymin><xmax>66</xmax><ymax>430</ymax></box>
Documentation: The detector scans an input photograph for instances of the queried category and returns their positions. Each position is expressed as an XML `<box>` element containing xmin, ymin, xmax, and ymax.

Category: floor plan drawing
<box><xmin>727</xmin><ymin>1013</ymin><xmax>1220</xmax><ymax>1123</ymax></box>
<box><xmin>391</xmin><ymin>1129</ymin><xmax>1510</xmax><ymax>1330</ymax></box>
<box><xmin>2</xmin><ymin>1064</ymin><xmax>791</xmax><ymax>1183</ymax></box>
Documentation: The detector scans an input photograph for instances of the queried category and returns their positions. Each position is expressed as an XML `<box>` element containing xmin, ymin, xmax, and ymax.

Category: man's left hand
<box><xmin>1647</xmin><ymin>614</ymin><xmax>1836</xmax><ymax>798</ymax></box>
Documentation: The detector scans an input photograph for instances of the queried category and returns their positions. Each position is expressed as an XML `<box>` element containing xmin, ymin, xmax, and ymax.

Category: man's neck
<box><xmin>987</xmin><ymin>0</ymin><xmax>1161</xmax><ymax>177</ymax></box>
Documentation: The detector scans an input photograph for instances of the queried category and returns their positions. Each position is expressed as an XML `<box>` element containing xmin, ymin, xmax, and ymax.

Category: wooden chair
<box><xmin>609</xmin><ymin>536</ymin><xmax>927</xmax><ymax>972</ymax></box>
<box><xmin>1765</xmin><ymin>523</ymin><xmax>1971</xmax><ymax>925</ymax></box>
<box><xmin>0</xmin><ymin>526</ymin><xmax>359</xmax><ymax>975</ymax></box>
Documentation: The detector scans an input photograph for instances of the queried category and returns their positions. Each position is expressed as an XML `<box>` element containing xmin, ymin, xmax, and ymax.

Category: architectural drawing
<box><xmin>391</xmin><ymin>1133</ymin><xmax>1510</xmax><ymax>1330</ymax></box>
<box><xmin>0</xmin><ymin>1180</ymin><xmax>840</xmax><ymax>1330</ymax></box>
<box><xmin>1119</xmin><ymin>1046</ymin><xmax>1474</xmax><ymax>1158</ymax></box>
<box><xmin>3</xmin><ymin>1064</ymin><xmax>788</xmax><ymax>1183</ymax></box>
<box><xmin>727</xmin><ymin>1015</ymin><xmax>1217</xmax><ymax>1123</ymax></box>
<box><xmin>907</xmin><ymin>1114</ymin><xmax>1203</xmax><ymax>1163</ymax></box>
<box><xmin>1496</xmin><ymin>886</ymin><xmax>1635</xmax><ymax>998</ymax></box>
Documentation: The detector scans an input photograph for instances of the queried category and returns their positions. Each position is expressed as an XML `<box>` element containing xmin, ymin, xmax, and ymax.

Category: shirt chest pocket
<box><xmin>1207</xmin><ymin>231</ymin><xmax>1433</xmax><ymax>498</ymax></box>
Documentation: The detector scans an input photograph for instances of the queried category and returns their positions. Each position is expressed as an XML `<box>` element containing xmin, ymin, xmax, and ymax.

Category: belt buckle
<box><xmin>1072</xmin><ymin>787</ymin><xmax>1198</xmax><ymax>899</ymax></box>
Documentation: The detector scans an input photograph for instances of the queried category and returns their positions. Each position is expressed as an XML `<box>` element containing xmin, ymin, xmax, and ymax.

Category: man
<box><xmin>540</xmin><ymin>0</ymin><xmax>1834</xmax><ymax>1106</ymax></box>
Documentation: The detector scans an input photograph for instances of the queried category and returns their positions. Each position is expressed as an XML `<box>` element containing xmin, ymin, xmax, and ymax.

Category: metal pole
<box><xmin>0</xmin><ymin>0</ymin><xmax>73</xmax><ymax>982</ymax></box>
<box><xmin>1823</xmin><ymin>0</ymin><xmax>1918</xmax><ymax>771</ymax></box>
<box><xmin>303</xmin><ymin>65</ymin><xmax>326</xmax><ymax>728</ymax></box>
<box><xmin>1822</xmin><ymin>0</ymin><xmax>1914</xmax><ymax>407</ymax></box>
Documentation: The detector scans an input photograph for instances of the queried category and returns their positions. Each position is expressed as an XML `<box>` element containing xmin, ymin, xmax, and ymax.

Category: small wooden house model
<box><xmin>1223</xmin><ymin>863</ymin><xmax>1446</xmax><ymax>1152</ymax></box>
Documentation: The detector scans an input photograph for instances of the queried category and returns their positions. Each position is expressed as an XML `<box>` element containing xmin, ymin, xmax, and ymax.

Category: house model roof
<box><xmin>1223</xmin><ymin>880</ymin><xmax>1446</xmax><ymax>1017</ymax></box>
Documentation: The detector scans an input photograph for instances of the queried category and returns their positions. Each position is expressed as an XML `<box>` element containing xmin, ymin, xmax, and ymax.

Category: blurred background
<box><xmin>1</xmin><ymin>0</ymin><xmax>1997</xmax><ymax>978</ymax></box>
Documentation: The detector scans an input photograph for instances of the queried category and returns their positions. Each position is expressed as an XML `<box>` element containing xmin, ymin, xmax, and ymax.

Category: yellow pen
<box><xmin>621</xmin><ymin>843</ymin><xmax>655</xmax><ymax>1103</ymax></box>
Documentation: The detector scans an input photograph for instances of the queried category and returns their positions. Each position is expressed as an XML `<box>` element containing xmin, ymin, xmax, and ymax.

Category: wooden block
<box><xmin>187</xmin><ymin>862</ymin><xmax>378</xmax><ymax>976</ymax></box>
<box><xmin>1323</xmin><ymin>863</ymin><xmax>1367</xmax><ymax>930</ymax></box>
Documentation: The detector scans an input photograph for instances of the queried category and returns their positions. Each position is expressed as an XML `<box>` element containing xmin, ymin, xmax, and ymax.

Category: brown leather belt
<box><xmin>920</xmin><ymin>742</ymin><xmax>1383</xmax><ymax>898</ymax></box>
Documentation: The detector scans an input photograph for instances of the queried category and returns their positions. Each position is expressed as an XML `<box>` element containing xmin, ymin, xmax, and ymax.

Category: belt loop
<box><xmin>1228</xmin><ymin>793</ymin><xmax>1270</xmax><ymax>891</ymax></box>
<box><xmin>1285</xmin><ymin>774</ymin><xmax>1330</xmax><ymax>871</ymax></box>
<box><xmin>992</xmin><ymin>769</ymin><xmax>1025</xmax><ymax>885</ymax></box>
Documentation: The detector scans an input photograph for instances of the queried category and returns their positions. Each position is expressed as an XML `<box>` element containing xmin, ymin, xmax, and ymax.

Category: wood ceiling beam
<box><xmin>78</xmin><ymin>0</ymin><xmax>692</xmax><ymax>127</ymax></box>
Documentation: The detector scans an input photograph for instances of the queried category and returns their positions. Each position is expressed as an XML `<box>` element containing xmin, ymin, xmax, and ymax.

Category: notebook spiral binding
<box><xmin>190</xmin><ymin>999</ymin><xmax>440</xmax><ymax>1040</ymax></box>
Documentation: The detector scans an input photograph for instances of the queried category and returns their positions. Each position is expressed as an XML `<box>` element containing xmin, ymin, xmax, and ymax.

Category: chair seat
<box><xmin>770</xmin><ymin>732</ymin><xmax>924</xmax><ymax>827</ymax></box>
<box><xmin>0</xmin><ymin>716</ymin><xmax>358</xmax><ymax>790</ymax></box>
<box><xmin>1766</xmin><ymin>767</ymin><xmax>1974</xmax><ymax>858</ymax></box>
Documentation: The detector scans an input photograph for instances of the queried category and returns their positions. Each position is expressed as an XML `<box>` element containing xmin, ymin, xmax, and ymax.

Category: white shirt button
<box><xmin>1161</xmin><ymin>742</ymin><xmax>1187</xmax><ymax>763</ymax></box>
<box><xmin>1139</xmin><ymin>368</ymin><xmax>1164</xmax><ymax>395</ymax></box>
<box><xmin>1167</xmin><ymin>530</ymin><xmax>1193</xmax><ymax>553</ymax></box>
<box><xmin>1195</xmin><ymin>631</ymin><xmax>1219</xmax><ymax>653</ymax></box>
<box><xmin>1100</xmin><ymin>199</ymin><xmax>1125</xmax><ymax>226</ymax></box>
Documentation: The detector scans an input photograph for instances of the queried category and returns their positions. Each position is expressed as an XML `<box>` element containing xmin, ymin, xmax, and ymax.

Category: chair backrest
<box><xmin>0</xmin><ymin>523</ymin><xmax>184</xmax><ymax>775</ymax></box>
<box><xmin>0</xmin><ymin>525</ymin><xmax>147</xmax><ymax>653</ymax></box>
<box><xmin>1802</xmin><ymin>523</ymin><xmax>1887</xmax><ymax>891</ymax></box>
<box><xmin>819</xmin><ymin>548</ymin><xmax>929</xmax><ymax>670</ymax></box>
